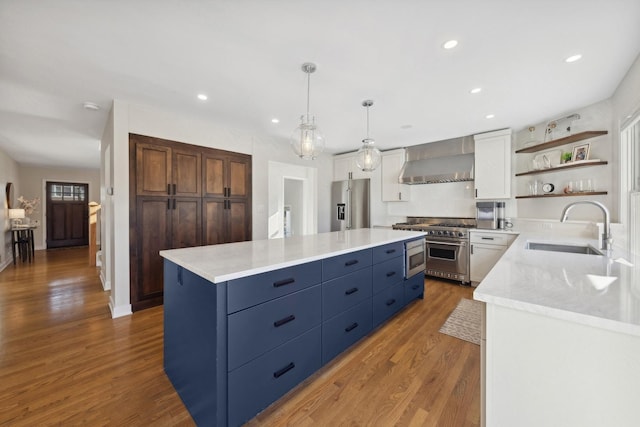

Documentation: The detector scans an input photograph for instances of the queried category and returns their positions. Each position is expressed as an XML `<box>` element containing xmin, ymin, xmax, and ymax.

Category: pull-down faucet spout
<box><xmin>560</xmin><ymin>201</ymin><xmax>612</xmax><ymax>251</ymax></box>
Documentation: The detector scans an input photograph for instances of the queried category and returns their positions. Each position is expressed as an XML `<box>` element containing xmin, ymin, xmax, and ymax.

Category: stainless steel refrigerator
<box><xmin>330</xmin><ymin>178</ymin><xmax>370</xmax><ymax>231</ymax></box>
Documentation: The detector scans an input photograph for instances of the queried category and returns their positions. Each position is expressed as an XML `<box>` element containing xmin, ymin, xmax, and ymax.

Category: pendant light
<box><xmin>355</xmin><ymin>99</ymin><xmax>381</xmax><ymax>171</ymax></box>
<box><xmin>291</xmin><ymin>62</ymin><xmax>324</xmax><ymax>160</ymax></box>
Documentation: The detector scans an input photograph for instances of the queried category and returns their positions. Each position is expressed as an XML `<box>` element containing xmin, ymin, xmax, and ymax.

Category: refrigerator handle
<box><xmin>346</xmin><ymin>187</ymin><xmax>352</xmax><ymax>229</ymax></box>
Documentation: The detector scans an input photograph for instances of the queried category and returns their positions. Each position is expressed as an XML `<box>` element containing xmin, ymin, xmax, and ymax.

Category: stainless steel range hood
<box><xmin>399</xmin><ymin>135</ymin><xmax>475</xmax><ymax>184</ymax></box>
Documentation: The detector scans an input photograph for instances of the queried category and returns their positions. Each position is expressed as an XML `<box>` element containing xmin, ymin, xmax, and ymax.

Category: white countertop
<box><xmin>474</xmin><ymin>232</ymin><xmax>640</xmax><ymax>336</ymax></box>
<box><xmin>160</xmin><ymin>228</ymin><xmax>426</xmax><ymax>284</ymax></box>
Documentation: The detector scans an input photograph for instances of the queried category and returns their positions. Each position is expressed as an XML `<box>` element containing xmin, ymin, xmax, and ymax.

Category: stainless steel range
<box><xmin>392</xmin><ymin>217</ymin><xmax>475</xmax><ymax>284</ymax></box>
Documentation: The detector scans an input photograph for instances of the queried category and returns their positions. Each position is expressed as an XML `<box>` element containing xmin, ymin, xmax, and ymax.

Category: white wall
<box><xmin>512</xmin><ymin>100</ymin><xmax>615</xmax><ymax>221</ymax></box>
<box><xmin>0</xmin><ymin>147</ymin><xmax>20</xmax><ymax>270</ymax></box>
<box><xmin>18</xmin><ymin>165</ymin><xmax>100</xmax><ymax>250</ymax></box>
<box><xmin>386</xmin><ymin>181</ymin><xmax>476</xmax><ymax>220</ymax></box>
<box><xmin>103</xmin><ymin>100</ymin><xmax>333</xmax><ymax>317</ymax></box>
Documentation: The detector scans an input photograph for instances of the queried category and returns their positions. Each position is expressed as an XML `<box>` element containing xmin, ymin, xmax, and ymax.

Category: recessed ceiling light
<box><xmin>400</xmin><ymin>124</ymin><xmax>413</xmax><ymax>130</ymax></box>
<box><xmin>443</xmin><ymin>40</ymin><xmax>458</xmax><ymax>49</ymax></box>
<box><xmin>470</xmin><ymin>87</ymin><xmax>482</xmax><ymax>94</ymax></box>
<box><xmin>485</xmin><ymin>114</ymin><xmax>495</xmax><ymax>119</ymax></box>
<box><xmin>565</xmin><ymin>54</ymin><xmax>582</xmax><ymax>63</ymax></box>
<box><xmin>82</xmin><ymin>101</ymin><xmax>100</xmax><ymax>111</ymax></box>
<box><xmin>197</xmin><ymin>94</ymin><xmax>208</xmax><ymax>101</ymax></box>
<box><xmin>271</xmin><ymin>118</ymin><xmax>280</xmax><ymax>124</ymax></box>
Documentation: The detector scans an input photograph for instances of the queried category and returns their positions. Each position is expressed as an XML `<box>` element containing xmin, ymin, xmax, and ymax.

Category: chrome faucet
<box><xmin>560</xmin><ymin>201</ymin><xmax>612</xmax><ymax>251</ymax></box>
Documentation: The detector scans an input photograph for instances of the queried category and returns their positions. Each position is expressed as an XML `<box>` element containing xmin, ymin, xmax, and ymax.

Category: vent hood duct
<box><xmin>399</xmin><ymin>135</ymin><xmax>475</xmax><ymax>184</ymax></box>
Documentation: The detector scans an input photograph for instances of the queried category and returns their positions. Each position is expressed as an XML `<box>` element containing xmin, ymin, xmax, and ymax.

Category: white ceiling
<box><xmin>1</xmin><ymin>0</ymin><xmax>639</xmax><ymax>169</ymax></box>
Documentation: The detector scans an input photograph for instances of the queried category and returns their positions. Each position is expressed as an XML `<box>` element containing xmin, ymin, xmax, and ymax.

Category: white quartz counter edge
<box><xmin>474</xmin><ymin>232</ymin><xmax>640</xmax><ymax>336</ymax></box>
<box><xmin>160</xmin><ymin>229</ymin><xmax>426</xmax><ymax>284</ymax></box>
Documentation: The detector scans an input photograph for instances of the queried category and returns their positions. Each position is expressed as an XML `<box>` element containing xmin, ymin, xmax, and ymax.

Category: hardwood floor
<box><xmin>0</xmin><ymin>248</ymin><xmax>479</xmax><ymax>426</ymax></box>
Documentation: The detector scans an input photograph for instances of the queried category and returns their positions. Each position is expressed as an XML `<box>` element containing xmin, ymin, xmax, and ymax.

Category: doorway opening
<box><xmin>268</xmin><ymin>161</ymin><xmax>317</xmax><ymax>239</ymax></box>
<box><xmin>46</xmin><ymin>182</ymin><xmax>89</xmax><ymax>249</ymax></box>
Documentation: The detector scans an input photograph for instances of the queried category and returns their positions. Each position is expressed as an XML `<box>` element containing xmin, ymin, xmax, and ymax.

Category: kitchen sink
<box><xmin>525</xmin><ymin>241</ymin><xmax>603</xmax><ymax>256</ymax></box>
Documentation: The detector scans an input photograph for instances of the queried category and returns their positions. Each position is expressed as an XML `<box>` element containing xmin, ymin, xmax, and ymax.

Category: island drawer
<box><xmin>322</xmin><ymin>249</ymin><xmax>372</xmax><ymax>282</ymax></box>
<box><xmin>372</xmin><ymin>241</ymin><xmax>403</xmax><ymax>264</ymax></box>
<box><xmin>372</xmin><ymin>282</ymin><xmax>404</xmax><ymax>328</ymax></box>
<box><xmin>228</xmin><ymin>326</ymin><xmax>321</xmax><ymax>427</ymax></box>
<box><xmin>322</xmin><ymin>299</ymin><xmax>372</xmax><ymax>364</ymax></box>
<box><xmin>227</xmin><ymin>260</ymin><xmax>322</xmax><ymax>314</ymax></box>
<box><xmin>372</xmin><ymin>256</ymin><xmax>404</xmax><ymax>294</ymax></box>
<box><xmin>228</xmin><ymin>285</ymin><xmax>321</xmax><ymax>371</ymax></box>
<box><xmin>322</xmin><ymin>267</ymin><xmax>372</xmax><ymax>320</ymax></box>
<box><xmin>404</xmin><ymin>273</ymin><xmax>424</xmax><ymax>304</ymax></box>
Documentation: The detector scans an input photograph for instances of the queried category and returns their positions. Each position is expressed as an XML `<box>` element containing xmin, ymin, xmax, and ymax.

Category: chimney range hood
<box><xmin>399</xmin><ymin>135</ymin><xmax>475</xmax><ymax>184</ymax></box>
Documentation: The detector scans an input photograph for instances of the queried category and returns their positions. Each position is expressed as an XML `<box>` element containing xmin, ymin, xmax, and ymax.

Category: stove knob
<box><xmin>458</xmin><ymin>231</ymin><xmax>465</xmax><ymax>238</ymax></box>
<box><xmin>437</xmin><ymin>230</ymin><xmax>443</xmax><ymax>236</ymax></box>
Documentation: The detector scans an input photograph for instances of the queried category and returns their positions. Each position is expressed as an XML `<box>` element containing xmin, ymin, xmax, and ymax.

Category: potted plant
<box><xmin>561</xmin><ymin>152</ymin><xmax>572</xmax><ymax>163</ymax></box>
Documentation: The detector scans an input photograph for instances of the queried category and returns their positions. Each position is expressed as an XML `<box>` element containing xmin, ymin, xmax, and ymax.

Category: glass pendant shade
<box><xmin>355</xmin><ymin>138</ymin><xmax>381</xmax><ymax>172</ymax></box>
<box><xmin>291</xmin><ymin>62</ymin><xmax>324</xmax><ymax>160</ymax></box>
<box><xmin>291</xmin><ymin>115</ymin><xmax>324</xmax><ymax>160</ymax></box>
<box><xmin>355</xmin><ymin>99</ymin><xmax>381</xmax><ymax>172</ymax></box>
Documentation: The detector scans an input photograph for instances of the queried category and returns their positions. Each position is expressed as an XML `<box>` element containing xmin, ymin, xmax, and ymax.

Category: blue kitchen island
<box><xmin>160</xmin><ymin>228</ymin><xmax>426</xmax><ymax>426</ymax></box>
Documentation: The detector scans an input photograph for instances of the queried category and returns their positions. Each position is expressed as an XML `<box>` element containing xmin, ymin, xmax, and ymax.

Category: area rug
<box><xmin>438</xmin><ymin>298</ymin><xmax>484</xmax><ymax>345</ymax></box>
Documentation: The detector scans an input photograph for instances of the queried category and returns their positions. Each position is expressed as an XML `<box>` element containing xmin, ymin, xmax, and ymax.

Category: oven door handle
<box><xmin>425</xmin><ymin>240</ymin><xmax>467</xmax><ymax>247</ymax></box>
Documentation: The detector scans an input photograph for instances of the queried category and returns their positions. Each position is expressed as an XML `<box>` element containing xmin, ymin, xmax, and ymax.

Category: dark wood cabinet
<box><xmin>129</xmin><ymin>134</ymin><xmax>251</xmax><ymax>311</ymax></box>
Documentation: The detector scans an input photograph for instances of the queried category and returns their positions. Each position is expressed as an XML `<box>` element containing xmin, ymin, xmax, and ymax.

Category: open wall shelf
<box><xmin>515</xmin><ymin>130</ymin><xmax>608</xmax><ymax>154</ymax></box>
<box><xmin>515</xmin><ymin>160</ymin><xmax>608</xmax><ymax>177</ymax></box>
<box><xmin>515</xmin><ymin>191</ymin><xmax>608</xmax><ymax>199</ymax></box>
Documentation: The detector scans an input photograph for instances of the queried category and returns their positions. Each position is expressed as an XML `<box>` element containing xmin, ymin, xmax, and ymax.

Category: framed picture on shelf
<box><xmin>571</xmin><ymin>143</ymin><xmax>590</xmax><ymax>162</ymax></box>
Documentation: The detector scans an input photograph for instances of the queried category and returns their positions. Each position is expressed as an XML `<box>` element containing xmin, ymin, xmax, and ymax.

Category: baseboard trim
<box><xmin>0</xmin><ymin>258</ymin><xmax>11</xmax><ymax>273</ymax></box>
<box><xmin>109</xmin><ymin>299</ymin><xmax>132</xmax><ymax>318</ymax></box>
<box><xmin>100</xmin><ymin>271</ymin><xmax>110</xmax><ymax>291</ymax></box>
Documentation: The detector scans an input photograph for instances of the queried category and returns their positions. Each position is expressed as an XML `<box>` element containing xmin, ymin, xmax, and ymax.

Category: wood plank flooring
<box><xmin>0</xmin><ymin>247</ymin><xmax>479</xmax><ymax>426</ymax></box>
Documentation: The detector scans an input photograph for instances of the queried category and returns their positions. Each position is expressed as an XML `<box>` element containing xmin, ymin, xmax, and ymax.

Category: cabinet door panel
<box><xmin>322</xmin><ymin>249</ymin><xmax>372</xmax><ymax>281</ymax></box>
<box><xmin>229</xmin><ymin>158</ymin><xmax>250</xmax><ymax>197</ymax></box>
<box><xmin>372</xmin><ymin>257</ymin><xmax>404</xmax><ymax>294</ymax></box>
<box><xmin>404</xmin><ymin>274</ymin><xmax>424</xmax><ymax>304</ymax></box>
<box><xmin>372</xmin><ymin>282</ymin><xmax>404</xmax><ymax>328</ymax></box>
<box><xmin>173</xmin><ymin>150</ymin><xmax>201</xmax><ymax>196</ymax></box>
<box><xmin>322</xmin><ymin>268</ymin><xmax>372</xmax><ymax>320</ymax></box>
<box><xmin>136</xmin><ymin>143</ymin><xmax>172</xmax><ymax>196</ymax></box>
<box><xmin>227</xmin><ymin>261</ymin><xmax>322</xmax><ymax>314</ymax></box>
<box><xmin>322</xmin><ymin>299</ymin><xmax>372</xmax><ymax>364</ymax></box>
<box><xmin>228</xmin><ymin>326</ymin><xmax>321</xmax><ymax>427</ymax></box>
<box><xmin>203</xmin><ymin>199</ymin><xmax>226</xmax><ymax>245</ymax></box>
<box><xmin>135</xmin><ymin>197</ymin><xmax>171</xmax><ymax>303</ymax></box>
<box><xmin>228</xmin><ymin>285</ymin><xmax>321</xmax><ymax>371</ymax></box>
<box><xmin>203</xmin><ymin>156</ymin><xmax>225</xmax><ymax>197</ymax></box>
<box><xmin>172</xmin><ymin>198</ymin><xmax>202</xmax><ymax>248</ymax></box>
<box><xmin>228</xmin><ymin>200</ymin><xmax>251</xmax><ymax>243</ymax></box>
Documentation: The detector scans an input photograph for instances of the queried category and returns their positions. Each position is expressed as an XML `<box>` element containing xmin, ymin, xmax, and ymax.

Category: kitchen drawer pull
<box><xmin>345</xmin><ymin>322</ymin><xmax>359</xmax><ymax>332</ymax></box>
<box><xmin>345</xmin><ymin>287</ymin><xmax>359</xmax><ymax>295</ymax></box>
<box><xmin>344</xmin><ymin>259</ymin><xmax>359</xmax><ymax>267</ymax></box>
<box><xmin>167</xmin><ymin>184</ymin><xmax>171</xmax><ymax>195</ymax></box>
<box><xmin>481</xmin><ymin>237</ymin><xmax>494</xmax><ymax>240</ymax></box>
<box><xmin>411</xmin><ymin>284</ymin><xmax>420</xmax><ymax>290</ymax></box>
<box><xmin>273</xmin><ymin>278</ymin><xmax>295</xmax><ymax>288</ymax></box>
<box><xmin>386</xmin><ymin>298</ymin><xmax>396</xmax><ymax>306</ymax></box>
<box><xmin>273</xmin><ymin>362</ymin><xmax>295</xmax><ymax>378</ymax></box>
<box><xmin>172</xmin><ymin>183</ymin><xmax>176</xmax><ymax>195</ymax></box>
<box><xmin>386</xmin><ymin>271</ymin><xmax>396</xmax><ymax>277</ymax></box>
<box><xmin>273</xmin><ymin>314</ymin><xmax>296</xmax><ymax>327</ymax></box>
<box><xmin>385</xmin><ymin>249</ymin><xmax>396</xmax><ymax>254</ymax></box>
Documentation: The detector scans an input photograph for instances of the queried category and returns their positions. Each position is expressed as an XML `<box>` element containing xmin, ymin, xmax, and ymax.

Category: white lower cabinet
<box><xmin>470</xmin><ymin>231</ymin><xmax>516</xmax><ymax>284</ymax></box>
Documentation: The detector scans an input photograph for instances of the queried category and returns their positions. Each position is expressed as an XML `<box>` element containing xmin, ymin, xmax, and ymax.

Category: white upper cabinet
<box><xmin>381</xmin><ymin>149</ymin><xmax>410</xmax><ymax>202</ymax></box>
<box><xmin>474</xmin><ymin>129</ymin><xmax>512</xmax><ymax>199</ymax></box>
<box><xmin>333</xmin><ymin>152</ymin><xmax>373</xmax><ymax>181</ymax></box>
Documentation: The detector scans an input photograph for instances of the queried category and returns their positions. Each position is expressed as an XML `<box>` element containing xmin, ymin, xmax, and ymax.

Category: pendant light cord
<box><xmin>306</xmin><ymin>71</ymin><xmax>311</xmax><ymax>121</ymax></box>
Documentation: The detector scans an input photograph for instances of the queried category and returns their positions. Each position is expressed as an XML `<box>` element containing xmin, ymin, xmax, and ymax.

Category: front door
<box><xmin>46</xmin><ymin>182</ymin><xmax>89</xmax><ymax>248</ymax></box>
